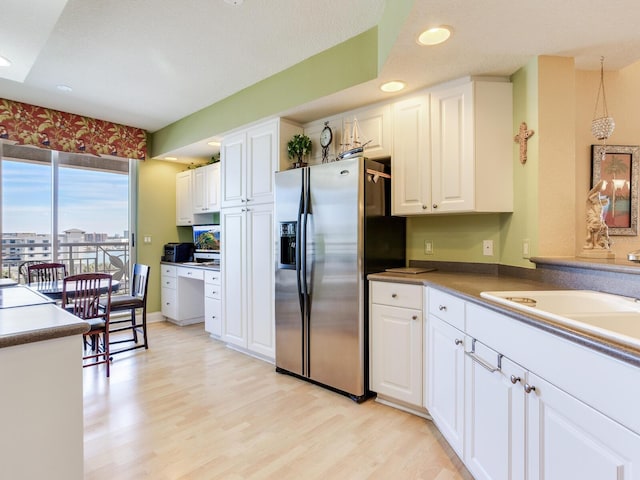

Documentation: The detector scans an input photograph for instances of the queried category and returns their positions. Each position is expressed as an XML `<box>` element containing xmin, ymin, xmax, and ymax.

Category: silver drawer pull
<box><xmin>524</xmin><ymin>383</ymin><xmax>536</xmax><ymax>394</ymax></box>
<box><xmin>438</xmin><ymin>305</ymin><xmax>447</xmax><ymax>311</ymax></box>
<box><xmin>510</xmin><ymin>375</ymin><xmax>521</xmax><ymax>384</ymax></box>
<box><xmin>454</xmin><ymin>338</ymin><xmax>463</xmax><ymax>345</ymax></box>
<box><xmin>465</xmin><ymin>351</ymin><xmax>499</xmax><ymax>373</ymax></box>
<box><xmin>411</xmin><ymin>315</ymin><xmax>418</xmax><ymax>320</ymax></box>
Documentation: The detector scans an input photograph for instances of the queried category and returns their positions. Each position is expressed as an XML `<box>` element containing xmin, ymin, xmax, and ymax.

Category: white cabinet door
<box><xmin>371</xmin><ymin>303</ymin><xmax>422</xmax><ymax>406</ymax></box>
<box><xmin>221</xmin><ymin>131</ymin><xmax>246</xmax><ymax>208</ymax></box>
<box><xmin>246</xmin><ymin>121</ymin><xmax>277</xmax><ymax>206</ymax></box>
<box><xmin>427</xmin><ymin>314</ymin><xmax>465</xmax><ymax>458</ymax></box>
<box><xmin>464</xmin><ymin>346</ymin><xmax>526</xmax><ymax>480</ymax></box>
<box><xmin>205</xmin><ymin>163</ymin><xmax>220</xmax><ymax>211</ymax></box>
<box><xmin>221</xmin><ymin>206</ymin><xmax>246</xmax><ymax>347</ymax></box>
<box><xmin>430</xmin><ymin>82</ymin><xmax>474</xmax><ymax>212</ymax></box>
<box><xmin>245</xmin><ymin>203</ymin><xmax>275</xmax><ymax>359</ymax></box>
<box><xmin>392</xmin><ymin>94</ymin><xmax>431</xmax><ymax>215</ymax></box>
<box><xmin>176</xmin><ymin>170</ymin><xmax>194</xmax><ymax>225</ymax></box>
<box><xmin>204</xmin><ymin>297</ymin><xmax>222</xmax><ymax>337</ymax></box>
<box><xmin>527</xmin><ymin>372</ymin><xmax>640</xmax><ymax>480</ymax></box>
<box><xmin>192</xmin><ymin>166</ymin><xmax>207</xmax><ymax>213</ymax></box>
<box><xmin>343</xmin><ymin>103</ymin><xmax>392</xmax><ymax>159</ymax></box>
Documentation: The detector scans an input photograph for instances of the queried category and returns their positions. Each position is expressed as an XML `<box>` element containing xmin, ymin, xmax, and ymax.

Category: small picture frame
<box><xmin>591</xmin><ymin>144</ymin><xmax>639</xmax><ymax>236</ymax></box>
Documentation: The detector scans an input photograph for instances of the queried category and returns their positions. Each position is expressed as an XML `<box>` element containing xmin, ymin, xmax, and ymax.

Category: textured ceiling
<box><xmin>2</xmin><ymin>0</ymin><xmax>640</xmax><ymax>159</ymax></box>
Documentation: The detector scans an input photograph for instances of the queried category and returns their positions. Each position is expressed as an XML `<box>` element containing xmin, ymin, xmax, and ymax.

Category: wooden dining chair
<box><xmin>104</xmin><ymin>264</ymin><xmax>150</xmax><ymax>354</ymax></box>
<box><xmin>62</xmin><ymin>273</ymin><xmax>113</xmax><ymax>377</ymax></box>
<box><xmin>27</xmin><ymin>262</ymin><xmax>67</xmax><ymax>283</ymax></box>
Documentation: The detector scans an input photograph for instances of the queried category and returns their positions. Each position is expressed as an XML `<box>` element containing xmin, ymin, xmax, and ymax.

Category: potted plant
<box><xmin>287</xmin><ymin>134</ymin><xmax>312</xmax><ymax>168</ymax></box>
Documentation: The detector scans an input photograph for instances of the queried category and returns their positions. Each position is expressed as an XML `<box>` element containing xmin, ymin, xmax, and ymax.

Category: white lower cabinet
<box><xmin>204</xmin><ymin>269</ymin><xmax>222</xmax><ymax>337</ymax></box>
<box><xmin>221</xmin><ymin>202</ymin><xmax>275</xmax><ymax>360</ymax></box>
<box><xmin>427</xmin><ymin>314</ymin><xmax>465</xmax><ymax>458</ymax></box>
<box><xmin>160</xmin><ymin>264</ymin><xmax>206</xmax><ymax>326</ymax></box>
<box><xmin>370</xmin><ymin>281</ymin><xmax>423</xmax><ymax>408</ymax></box>
<box><xmin>527</xmin><ymin>372</ymin><xmax>640</xmax><ymax>480</ymax></box>
<box><xmin>464</xmin><ymin>341</ymin><xmax>525</xmax><ymax>480</ymax></box>
<box><xmin>410</xmin><ymin>284</ymin><xmax>640</xmax><ymax>480</ymax></box>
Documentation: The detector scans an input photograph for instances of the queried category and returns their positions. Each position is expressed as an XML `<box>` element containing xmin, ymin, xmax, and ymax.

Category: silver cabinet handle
<box><xmin>465</xmin><ymin>351</ymin><xmax>499</xmax><ymax>373</ymax></box>
<box><xmin>438</xmin><ymin>305</ymin><xmax>447</xmax><ymax>311</ymax></box>
<box><xmin>433</xmin><ymin>204</ymin><xmax>438</xmax><ymax>209</ymax></box>
<box><xmin>187</xmin><ymin>271</ymin><xmax>192</xmax><ymax>275</ymax></box>
<box><xmin>391</xmin><ymin>293</ymin><xmax>397</xmax><ymax>298</ymax></box>
<box><xmin>422</xmin><ymin>204</ymin><xmax>428</xmax><ymax>210</ymax></box>
<box><xmin>211</xmin><ymin>291</ymin><xmax>217</xmax><ymax>295</ymax></box>
<box><xmin>412</xmin><ymin>315</ymin><xmax>418</xmax><ymax>320</ymax></box>
<box><xmin>510</xmin><ymin>375</ymin><xmax>521</xmax><ymax>384</ymax></box>
<box><xmin>454</xmin><ymin>338</ymin><xmax>463</xmax><ymax>345</ymax></box>
<box><xmin>524</xmin><ymin>383</ymin><xmax>536</xmax><ymax>394</ymax></box>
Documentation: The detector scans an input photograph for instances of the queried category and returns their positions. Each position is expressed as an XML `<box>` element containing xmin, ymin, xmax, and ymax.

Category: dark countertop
<box><xmin>368</xmin><ymin>270</ymin><xmax>640</xmax><ymax>367</ymax></box>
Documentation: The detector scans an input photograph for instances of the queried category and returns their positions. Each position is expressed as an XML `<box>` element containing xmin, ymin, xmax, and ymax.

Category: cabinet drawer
<box><xmin>161</xmin><ymin>276</ymin><xmax>177</xmax><ymax>289</ymax></box>
<box><xmin>205</xmin><ymin>283</ymin><xmax>222</xmax><ymax>300</ymax></box>
<box><xmin>161</xmin><ymin>287</ymin><xmax>177</xmax><ymax>319</ymax></box>
<box><xmin>178</xmin><ymin>267</ymin><xmax>204</xmax><ymax>280</ymax></box>
<box><xmin>429</xmin><ymin>288</ymin><xmax>465</xmax><ymax>330</ymax></box>
<box><xmin>371</xmin><ymin>281</ymin><xmax>422</xmax><ymax>310</ymax></box>
<box><xmin>204</xmin><ymin>270</ymin><xmax>221</xmax><ymax>285</ymax></box>
<box><xmin>161</xmin><ymin>264</ymin><xmax>177</xmax><ymax>277</ymax></box>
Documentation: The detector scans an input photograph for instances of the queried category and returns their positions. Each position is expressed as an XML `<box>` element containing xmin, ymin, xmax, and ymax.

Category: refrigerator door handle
<box><xmin>296</xmin><ymin>180</ymin><xmax>305</xmax><ymax>308</ymax></box>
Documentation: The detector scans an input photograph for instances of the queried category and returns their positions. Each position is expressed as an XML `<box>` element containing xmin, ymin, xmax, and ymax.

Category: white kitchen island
<box><xmin>0</xmin><ymin>286</ymin><xmax>89</xmax><ymax>480</ymax></box>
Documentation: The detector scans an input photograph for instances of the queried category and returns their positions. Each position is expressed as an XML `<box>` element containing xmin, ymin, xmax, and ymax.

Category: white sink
<box><xmin>480</xmin><ymin>290</ymin><xmax>640</xmax><ymax>349</ymax></box>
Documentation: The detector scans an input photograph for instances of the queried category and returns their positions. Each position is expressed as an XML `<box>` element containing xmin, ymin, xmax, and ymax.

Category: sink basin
<box><xmin>480</xmin><ymin>290</ymin><xmax>640</xmax><ymax>349</ymax></box>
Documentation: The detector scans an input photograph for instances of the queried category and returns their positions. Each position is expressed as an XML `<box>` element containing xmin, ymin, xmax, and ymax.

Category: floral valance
<box><xmin>0</xmin><ymin>99</ymin><xmax>147</xmax><ymax>160</ymax></box>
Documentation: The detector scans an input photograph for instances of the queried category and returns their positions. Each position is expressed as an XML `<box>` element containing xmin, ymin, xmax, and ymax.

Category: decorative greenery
<box><xmin>287</xmin><ymin>134</ymin><xmax>312</xmax><ymax>162</ymax></box>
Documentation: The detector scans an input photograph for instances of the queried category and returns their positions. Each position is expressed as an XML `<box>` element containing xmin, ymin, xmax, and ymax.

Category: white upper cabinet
<box><xmin>342</xmin><ymin>103</ymin><xmax>392</xmax><ymax>160</ymax></box>
<box><xmin>392</xmin><ymin>77</ymin><xmax>513</xmax><ymax>216</ymax></box>
<box><xmin>221</xmin><ymin>118</ymin><xmax>301</xmax><ymax>208</ymax></box>
<box><xmin>430</xmin><ymin>78</ymin><xmax>513</xmax><ymax>213</ymax></box>
<box><xmin>392</xmin><ymin>94</ymin><xmax>431</xmax><ymax>215</ymax></box>
<box><xmin>192</xmin><ymin>163</ymin><xmax>220</xmax><ymax>213</ymax></box>
<box><xmin>176</xmin><ymin>170</ymin><xmax>194</xmax><ymax>226</ymax></box>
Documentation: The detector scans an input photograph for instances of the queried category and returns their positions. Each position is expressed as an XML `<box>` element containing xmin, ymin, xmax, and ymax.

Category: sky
<box><xmin>2</xmin><ymin>160</ymin><xmax>129</xmax><ymax>236</ymax></box>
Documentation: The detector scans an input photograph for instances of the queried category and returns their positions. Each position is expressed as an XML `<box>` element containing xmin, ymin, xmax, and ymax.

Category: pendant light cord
<box><xmin>593</xmin><ymin>56</ymin><xmax>609</xmax><ymax>119</ymax></box>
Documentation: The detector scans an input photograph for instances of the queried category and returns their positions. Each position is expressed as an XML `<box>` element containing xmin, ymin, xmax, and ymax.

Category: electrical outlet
<box><xmin>522</xmin><ymin>239</ymin><xmax>530</xmax><ymax>259</ymax></box>
<box><xmin>424</xmin><ymin>240</ymin><xmax>434</xmax><ymax>255</ymax></box>
<box><xmin>483</xmin><ymin>239</ymin><xmax>494</xmax><ymax>256</ymax></box>
<box><xmin>143</xmin><ymin>235</ymin><xmax>152</xmax><ymax>244</ymax></box>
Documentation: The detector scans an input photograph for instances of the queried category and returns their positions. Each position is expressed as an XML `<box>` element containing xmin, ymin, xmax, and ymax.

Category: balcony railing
<box><xmin>1</xmin><ymin>241</ymin><xmax>131</xmax><ymax>294</ymax></box>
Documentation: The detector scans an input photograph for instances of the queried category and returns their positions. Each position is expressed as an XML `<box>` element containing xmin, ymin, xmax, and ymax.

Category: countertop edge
<box><xmin>161</xmin><ymin>261</ymin><xmax>220</xmax><ymax>271</ymax></box>
<box><xmin>368</xmin><ymin>271</ymin><xmax>640</xmax><ymax>368</ymax></box>
<box><xmin>0</xmin><ymin>321</ymin><xmax>90</xmax><ymax>349</ymax></box>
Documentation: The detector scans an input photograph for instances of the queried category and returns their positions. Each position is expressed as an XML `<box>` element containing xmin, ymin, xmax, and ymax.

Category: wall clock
<box><xmin>320</xmin><ymin>121</ymin><xmax>332</xmax><ymax>163</ymax></box>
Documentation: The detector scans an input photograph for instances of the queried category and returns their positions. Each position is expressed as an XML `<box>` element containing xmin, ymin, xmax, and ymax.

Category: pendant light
<box><xmin>591</xmin><ymin>56</ymin><xmax>615</xmax><ymax>145</ymax></box>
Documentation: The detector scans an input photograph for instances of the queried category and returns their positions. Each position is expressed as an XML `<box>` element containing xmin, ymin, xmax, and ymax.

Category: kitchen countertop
<box><xmin>0</xmin><ymin>287</ymin><xmax>89</xmax><ymax>349</ymax></box>
<box><xmin>161</xmin><ymin>261</ymin><xmax>220</xmax><ymax>271</ymax></box>
<box><xmin>368</xmin><ymin>270</ymin><xmax>640</xmax><ymax>367</ymax></box>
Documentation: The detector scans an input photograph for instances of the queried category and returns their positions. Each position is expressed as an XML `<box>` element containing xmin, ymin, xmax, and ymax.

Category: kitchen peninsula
<box><xmin>0</xmin><ymin>285</ymin><xmax>88</xmax><ymax>480</ymax></box>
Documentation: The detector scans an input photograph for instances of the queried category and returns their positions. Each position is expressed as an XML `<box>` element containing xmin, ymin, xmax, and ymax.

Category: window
<box><xmin>0</xmin><ymin>143</ymin><xmax>136</xmax><ymax>281</ymax></box>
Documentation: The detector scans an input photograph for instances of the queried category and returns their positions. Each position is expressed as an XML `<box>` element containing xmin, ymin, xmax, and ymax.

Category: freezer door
<box><xmin>306</xmin><ymin>159</ymin><xmax>364</xmax><ymax>396</ymax></box>
<box><xmin>274</xmin><ymin>168</ymin><xmax>305</xmax><ymax>375</ymax></box>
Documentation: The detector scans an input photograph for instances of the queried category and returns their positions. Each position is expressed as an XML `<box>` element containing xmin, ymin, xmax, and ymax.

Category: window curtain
<box><xmin>0</xmin><ymin>98</ymin><xmax>147</xmax><ymax>160</ymax></box>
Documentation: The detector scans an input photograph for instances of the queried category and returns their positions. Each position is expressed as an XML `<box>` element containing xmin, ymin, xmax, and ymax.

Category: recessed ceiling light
<box><xmin>417</xmin><ymin>26</ymin><xmax>452</xmax><ymax>46</ymax></box>
<box><xmin>56</xmin><ymin>84</ymin><xmax>73</xmax><ymax>92</ymax></box>
<box><xmin>207</xmin><ymin>141</ymin><xmax>221</xmax><ymax>147</ymax></box>
<box><xmin>0</xmin><ymin>55</ymin><xmax>11</xmax><ymax>67</ymax></box>
<box><xmin>380</xmin><ymin>81</ymin><xmax>406</xmax><ymax>93</ymax></box>
<box><xmin>164</xmin><ymin>156</ymin><xmax>178</xmax><ymax>161</ymax></box>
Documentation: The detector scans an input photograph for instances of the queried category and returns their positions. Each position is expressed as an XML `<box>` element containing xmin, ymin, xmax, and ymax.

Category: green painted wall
<box><xmin>499</xmin><ymin>58</ymin><xmax>540</xmax><ymax>268</ymax></box>
<box><xmin>137</xmin><ymin>159</ymin><xmax>188</xmax><ymax>312</ymax></box>
<box><xmin>378</xmin><ymin>0</ymin><xmax>415</xmax><ymax>68</ymax></box>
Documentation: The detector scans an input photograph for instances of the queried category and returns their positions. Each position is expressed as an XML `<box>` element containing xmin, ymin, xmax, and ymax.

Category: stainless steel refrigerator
<box><xmin>274</xmin><ymin>157</ymin><xmax>405</xmax><ymax>402</ymax></box>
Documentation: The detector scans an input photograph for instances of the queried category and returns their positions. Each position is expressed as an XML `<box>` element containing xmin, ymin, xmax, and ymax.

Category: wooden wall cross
<box><xmin>514</xmin><ymin>121</ymin><xmax>535</xmax><ymax>165</ymax></box>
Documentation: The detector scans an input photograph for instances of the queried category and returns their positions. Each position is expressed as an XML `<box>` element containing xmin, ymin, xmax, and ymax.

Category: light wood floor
<box><xmin>83</xmin><ymin>322</ymin><xmax>473</xmax><ymax>480</ymax></box>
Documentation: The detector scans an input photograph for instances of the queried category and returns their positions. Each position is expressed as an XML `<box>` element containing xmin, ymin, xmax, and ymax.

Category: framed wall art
<box><xmin>591</xmin><ymin>144</ymin><xmax>639</xmax><ymax>235</ymax></box>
